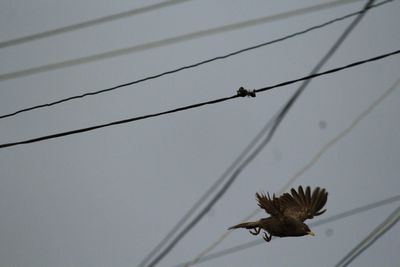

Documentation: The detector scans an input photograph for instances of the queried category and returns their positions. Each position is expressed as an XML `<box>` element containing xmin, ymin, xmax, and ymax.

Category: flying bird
<box><xmin>229</xmin><ymin>186</ymin><xmax>328</xmax><ymax>242</ymax></box>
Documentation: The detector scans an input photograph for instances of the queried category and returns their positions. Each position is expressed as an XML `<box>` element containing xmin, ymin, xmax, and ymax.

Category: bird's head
<box><xmin>286</xmin><ymin>220</ymin><xmax>315</xmax><ymax>237</ymax></box>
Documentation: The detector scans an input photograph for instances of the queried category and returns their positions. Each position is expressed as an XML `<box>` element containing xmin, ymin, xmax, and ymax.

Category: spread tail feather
<box><xmin>228</xmin><ymin>221</ymin><xmax>259</xmax><ymax>230</ymax></box>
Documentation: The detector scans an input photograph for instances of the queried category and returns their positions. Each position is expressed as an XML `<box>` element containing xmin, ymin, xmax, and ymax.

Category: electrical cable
<box><xmin>142</xmin><ymin>1</ymin><xmax>377</xmax><ymax>266</ymax></box>
<box><xmin>136</xmin><ymin>113</ymin><xmax>278</xmax><ymax>267</ymax></box>
<box><xmin>0</xmin><ymin>0</ymin><xmax>391</xmax><ymax>82</ymax></box>
<box><xmin>0</xmin><ymin>0</ymin><xmax>392</xmax><ymax>120</ymax></box>
<box><xmin>333</xmin><ymin>205</ymin><xmax>400</xmax><ymax>267</ymax></box>
<box><xmin>0</xmin><ymin>49</ymin><xmax>398</xmax><ymax>150</ymax></box>
<box><xmin>171</xmin><ymin>195</ymin><xmax>400</xmax><ymax>267</ymax></box>
<box><xmin>0</xmin><ymin>0</ymin><xmax>193</xmax><ymax>49</ymax></box>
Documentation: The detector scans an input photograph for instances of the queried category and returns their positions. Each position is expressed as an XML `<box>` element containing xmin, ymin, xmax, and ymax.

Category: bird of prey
<box><xmin>229</xmin><ymin>186</ymin><xmax>328</xmax><ymax>242</ymax></box>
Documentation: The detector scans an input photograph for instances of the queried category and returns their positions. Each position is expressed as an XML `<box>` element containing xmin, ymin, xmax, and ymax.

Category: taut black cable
<box><xmin>0</xmin><ymin>49</ymin><xmax>399</xmax><ymax>150</ymax></box>
<box><xmin>0</xmin><ymin>0</ymin><xmax>393</xmax><ymax>120</ymax></box>
<box><xmin>255</xmin><ymin>49</ymin><xmax>400</xmax><ymax>94</ymax></box>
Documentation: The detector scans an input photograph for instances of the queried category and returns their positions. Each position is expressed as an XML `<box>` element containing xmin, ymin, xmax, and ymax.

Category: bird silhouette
<box><xmin>229</xmin><ymin>186</ymin><xmax>328</xmax><ymax>242</ymax></box>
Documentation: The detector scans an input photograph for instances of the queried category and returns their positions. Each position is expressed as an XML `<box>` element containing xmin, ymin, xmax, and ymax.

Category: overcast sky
<box><xmin>0</xmin><ymin>0</ymin><xmax>399</xmax><ymax>266</ymax></box>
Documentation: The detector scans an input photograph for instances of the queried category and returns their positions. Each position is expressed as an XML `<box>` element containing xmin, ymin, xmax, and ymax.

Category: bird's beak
<box><xmin>307</xmin><ymin>231</ymin><xmax>315</xmax><ymax>236</ymax></box>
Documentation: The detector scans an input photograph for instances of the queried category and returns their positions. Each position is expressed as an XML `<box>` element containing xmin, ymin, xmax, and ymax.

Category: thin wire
<box><xmin>1</xmin><ymin>49</ymin><xmax>398</xmax><ymax>150</ymax></box>
<box><xmin>171</xmin><ymin>195</ymin><xmax>400</xmax><ymax>267</ymax></box>
<box><xmin>255</xmin><ymin>50</ymin><xmax>400</xmax><ymax>95</ymax></box>
<box><xmin>0</xmin><ymin>0</ymin><xmax>390</xmax><ymax>82</ymax></box>
<box><xmin>144</xmin><ymin>1</ymin><xmax>376</xmax><ymax>265</ymax></box>
<box><xmin>0</xmin><ymin>0</ymin><xmax>392</xmax><ymax>120</ymax></box>
<box><xmin>137</xmin><ymin>114</ymin><xmax>278</xmax><ymax>267</ymax></box>
<box><xmin>183</xmin><ymin>1</ymin><xmax>377</xmax><ymax>264</ymax></box>
<box><xmin>0</xmin><ymin>0</ymin><xmax>193</xmax><ymax>49</ymax></box>
<box><xmin>280</xmin><ymin>76</ymin><xmax>400</xmax><ymax>191</ymax></box>
<box><xmin>334</xmin><ymin>205</ymin><xmax>400</xmax><ymax>267</ymax></box>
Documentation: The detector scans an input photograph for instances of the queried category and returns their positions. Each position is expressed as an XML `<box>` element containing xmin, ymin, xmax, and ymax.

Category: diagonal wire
<box><xmin>279</xmin><ymin>76</ymin><xmax>400</xmax><ymax>191</ymax></box>
<box><xmin>1</xmin><ymin>49</ymin><xmax>399</xmax><ymax>150</ymax></box>
<box><xmin>171</xmin><ymin>195</ymin><xmax>400</xmax><ymax>267</ymax></box>
<box><xmin>136</xmin><ymin>113</ymin><xmax>278</xmax><ymax>267</ymax></box>
<box><xmin>0</xmin><ymin>0</ymin><xmax>392</xmax><ymax>120</ymax></box>
<box><xmin>0</xmin><ymin>0</ymin><xmax>193</xmax><ymax>49</ymax></box>
<box><xmin>334</xmin><ymin>205</ymin><xmax>400</xmax><ymax>267</ymax></box>
<box><xmin>182</xmin><ymin>1</ymin><xmax>378</xmax><ymax>265</ymax></box>
<box><xmin>0</xmin><ymin>0</ymin><xmax>391</xmax><ymax>82</ymax></box>
<box><xmin>143</xmin><ymin>1</ymin><xmax>377</xmax><ymax>266</ymax></box>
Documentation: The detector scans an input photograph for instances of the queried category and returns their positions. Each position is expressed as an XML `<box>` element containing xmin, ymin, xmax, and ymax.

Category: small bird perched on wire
<box><xmin>228</xmin><ymin>186</ymin><xmax>328</xmax><ymax>242</ymax></box>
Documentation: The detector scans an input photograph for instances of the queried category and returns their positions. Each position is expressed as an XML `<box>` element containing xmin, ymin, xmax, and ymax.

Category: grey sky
<box><xmin>0</xmin><ymin>0</ymin><xmax>399</xmax><ymax>267</ymax></box>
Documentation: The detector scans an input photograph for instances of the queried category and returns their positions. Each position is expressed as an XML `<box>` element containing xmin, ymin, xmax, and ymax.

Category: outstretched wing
<box><xmin>256</xmin><ymin>192</ymin><xmax>284</xmax><ymax>218</ymax></box>
<box><xmin>279</xmin><ymin>186</ymin><xmax>328</xmax><ymax>222</ymax></box>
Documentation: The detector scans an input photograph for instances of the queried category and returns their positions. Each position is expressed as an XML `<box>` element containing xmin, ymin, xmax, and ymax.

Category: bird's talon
<box><xmin>262</xmin><ymin>232</ymin><xmax>271</xmax><ymax>242</ymax></box>
<box><xmin>249</xmin><ymin>227</ymin><xmax>260</xmax><ymax>235</ymax></box>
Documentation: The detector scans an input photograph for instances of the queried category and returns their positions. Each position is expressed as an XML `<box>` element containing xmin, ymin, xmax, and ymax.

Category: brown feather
<box><xmin>228</xmin><ymin>221</ymin><xmax>260</xmax><ymax>230</ymax></box>
<box><xmin>305</xmin><ymin>186</ymin><xmax>311</xmax><ymax>207</ymax></box>
<box><xmin>256</xmin><ymin>192</ymin><xmax>282</xmax><ymax>217</ymax></box>
<box><xmin>277</xmin><ymin>186</ymin><xmax>328</xmax><ymax>222</ymax></box>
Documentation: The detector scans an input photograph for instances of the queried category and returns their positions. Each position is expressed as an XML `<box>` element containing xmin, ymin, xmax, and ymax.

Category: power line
<box><xmin>136</xmin><ymin>112</ymin><xmax>278</xmax><ymax>267</ymax></box>
<box><xmin>171</xmin><ymin>195</ymin><xmax>400</xmax><ymax>267</ymax></box>
<box><xmin>0</xmin><ymin>0</ymin><xmax>390</xmax><ymax>82</ymax></box>
<box><xmin>0</xmin><ymin>0</ymin><xmax>392</xmax><ymax>121</ymax></box>
<box><xmin>0</xmin><ymin>0</ymin><xmax>193</xmax><ymax>49</ymax></box>
<box><xmin>1</xmin><ymin>49</ymin><xmax>398</xmax><ymax>151</ymax></box>
<box><xmin>334</xmin><ymin>205</ymin><xmax>400</xmax><ymax>267</ymax></box>
<box><xmin>255</xmin><ymin>50</ymin><xmax>400</xmax><ymax>94</ymax></box>
<box><xmin>142</xmin><ymin>1</ymin><xmax>376</xmax><ymax>266</ymax></box>
<box><xmin>279</xmin><ymin>77</ymin><xmax>400</xmax><ymax>190</ymax></box>
<box><xmin>182</xmin><ymin>1</ymin><xmax>377</xmax><ymax>264</ymax></box>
